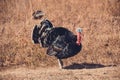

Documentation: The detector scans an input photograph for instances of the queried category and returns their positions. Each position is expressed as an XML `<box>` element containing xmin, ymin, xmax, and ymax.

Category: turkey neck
<box><xmin>76</xmin><ymin>32</ymin><xmax>81</xmax><ymax>45</ymax></box>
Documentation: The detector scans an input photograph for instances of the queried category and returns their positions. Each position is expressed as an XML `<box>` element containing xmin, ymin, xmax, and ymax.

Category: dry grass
<box><xmin>0</xmin><ymin>0</ymin><xmax>120</xmax><ymax>69</ymax></box>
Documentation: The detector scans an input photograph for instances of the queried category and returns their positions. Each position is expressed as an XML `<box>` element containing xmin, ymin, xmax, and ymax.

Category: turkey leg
<box><xmin>58</xmin><ymin>59</ymin><xmax>63</xmax><ymax>69</ymax></box>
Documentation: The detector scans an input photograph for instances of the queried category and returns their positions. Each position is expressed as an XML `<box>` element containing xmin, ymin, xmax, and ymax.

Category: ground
<box><xmin>0</xmin><ymin>65</ymin><xmax>120</xmax><ymax>80</ymax></box>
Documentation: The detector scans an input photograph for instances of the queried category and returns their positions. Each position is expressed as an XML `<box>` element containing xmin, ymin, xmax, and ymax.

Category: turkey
<box><xmin>32</xmin><ymin>19</ymin><xmax>82</xmax><ymax>69</ymax></box>
<box><xmin>32</xmin><ymin>20</ymin><xmax>82</xmax><ymax>68</ymax></box>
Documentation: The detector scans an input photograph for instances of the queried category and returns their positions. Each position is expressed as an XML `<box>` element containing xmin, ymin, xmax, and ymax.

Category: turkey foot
<box><xmin>58</xmin><ymin>59</ymin><xmax>63</xmax><ymax>69</ymax></box>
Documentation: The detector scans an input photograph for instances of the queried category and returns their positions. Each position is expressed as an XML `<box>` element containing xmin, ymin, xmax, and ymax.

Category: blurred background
<box><xmin>0</xmin><ymin>0</ymin><xmax>120</xmax><ymax>68</ymax></box>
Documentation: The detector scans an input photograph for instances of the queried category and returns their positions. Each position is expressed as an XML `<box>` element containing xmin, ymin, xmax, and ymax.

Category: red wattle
<box><xmin>76</xmin><ymin>32</ymin><xmax>81</xmax><ymax>45</ymax></box>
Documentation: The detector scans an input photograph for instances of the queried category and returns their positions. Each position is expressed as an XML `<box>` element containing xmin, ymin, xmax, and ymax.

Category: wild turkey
<box><xmin>32</xmin><ymin>19</ymin><xmax>82</xmax><ymax>69</ymax></box>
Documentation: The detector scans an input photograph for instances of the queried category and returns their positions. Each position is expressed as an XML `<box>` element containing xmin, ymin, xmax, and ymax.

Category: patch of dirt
<box><xmin>0</xmin><ymin>66</ymin><xmax>120</xmax><ymax>80</ymax></box>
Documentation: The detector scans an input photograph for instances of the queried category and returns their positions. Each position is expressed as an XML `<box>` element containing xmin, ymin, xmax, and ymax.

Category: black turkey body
<box><xmin>32</xmin><ymin>19</ymin><xmax>82</xmax><ymax>68</ymax></box>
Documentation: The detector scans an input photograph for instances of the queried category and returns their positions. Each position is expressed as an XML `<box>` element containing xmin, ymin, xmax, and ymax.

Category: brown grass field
<box><xmin>0</xmin><ymin>0</ymin><xmax>120</xmax><ymax>80</ymax></box>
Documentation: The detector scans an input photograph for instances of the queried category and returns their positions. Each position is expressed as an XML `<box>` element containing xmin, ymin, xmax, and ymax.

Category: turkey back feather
<box><xmin>32</xmin><ymin>19</ymin><xmax>53</xmax><ymax>47</ymax></box>
<box><xmin>32</xmin><ymin>25</ymin><xmax>41</xmax><ymax>44</ymax></box>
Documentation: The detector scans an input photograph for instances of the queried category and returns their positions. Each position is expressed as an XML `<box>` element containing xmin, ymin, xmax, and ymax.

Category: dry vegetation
<box><xmin>0</xmin><ymin>0</ymin><xmax>120</xmax><ymax>69</ymax></box>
